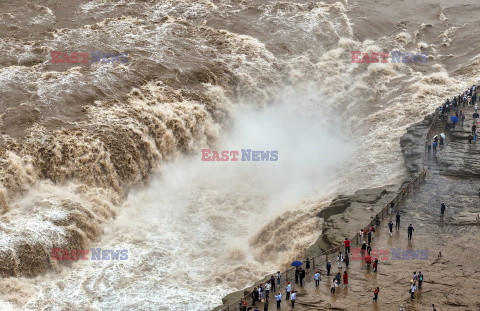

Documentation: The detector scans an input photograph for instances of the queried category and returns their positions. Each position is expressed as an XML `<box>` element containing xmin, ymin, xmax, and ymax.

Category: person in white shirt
<box><xmin>337</xmin><ymin>252</ymin><xmax>343</xmax><ymax>268</ymax></box>
<box><xmin>286</xmin><ymin>282</ymin><xmax>292</xmax><ymax>300</ymax></box>
<box><xmin>265</xmin><ymin>282</ymin><xmax>271</xmax><ymax>300</ymax></box>
<box><xmin>410</xmin><ymin>284</ymin><xmax>416</xmax><ymax>300</ymax></box>
<box><xmin>290</xmin><ymin>291</ymin><xmax>296</xmax><ymax>308</ymax></box>
<box><xmin>314</xmin><ymin>271</ymin><xmax>321</xmax><ymax>287</ymax></box>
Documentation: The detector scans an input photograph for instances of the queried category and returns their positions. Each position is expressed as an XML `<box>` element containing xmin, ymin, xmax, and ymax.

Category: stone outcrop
<box><xmin>306</xmin><ymin>187</ymin><xmax>396</xmax><ymax>257</ymax></box>
<box><xmin>399</xmin><ymin>114</ymin><xmax>434</xmax><ymax>177</ymax></box>
<box><xmin>436</xmin><ymin>141</ymin><xmax>480</xmax><ymax>176</ymax></box>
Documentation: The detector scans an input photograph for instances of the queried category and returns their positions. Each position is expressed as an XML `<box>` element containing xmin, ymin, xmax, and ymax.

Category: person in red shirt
<box><xmin>343</xmin><ymin>271</ymin><xmax>348</xmax><ymax>285</ymax></box>
<box><xmin>344</xmin><ymin>238</ymin><xmax>351</xmax><ymax>254</ymax></box>
<box><xmin>373</xmin><ymin>287</ymin><xmax>379</xmax><ymax>301</ymax></box>
<box><xmin>365</xmin><ymin>255</ymin><xmax>372</xmax><ymax>267</ymax></box>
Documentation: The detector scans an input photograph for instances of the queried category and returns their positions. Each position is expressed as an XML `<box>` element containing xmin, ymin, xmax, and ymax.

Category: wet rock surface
<box><xmin>307</xmin><ymin>187</ymin><xmax>396</xmax><ymax>257</ymax></box>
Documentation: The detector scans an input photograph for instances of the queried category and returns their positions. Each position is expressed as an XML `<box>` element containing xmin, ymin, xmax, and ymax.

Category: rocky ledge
<box><xmin>399</xmin><ymin>113</ymin><xmax>435</xmax><ymax>178</ymax></box>
<box><xmin>306</xmin><ymin>187</ymin><xmax>397</xmax><ymax>257</ymax></box>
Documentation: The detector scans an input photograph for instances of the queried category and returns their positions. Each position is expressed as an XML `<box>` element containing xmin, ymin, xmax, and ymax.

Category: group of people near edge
<box><xmin>233</xmin><ymin>203</ymin><xmax>443</xmax><ymax>311</ymax></box>
<box><xmin>230</xmin><ymin>89</ymin><xmax>480</xmax><ymax>310</ymax></box>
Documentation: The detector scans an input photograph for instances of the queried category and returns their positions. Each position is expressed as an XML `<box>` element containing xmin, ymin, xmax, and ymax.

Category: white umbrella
<box><xmin>440</xmin><ymin>133</ymin><xmax>445</xmax><ymax>138</ymax></box>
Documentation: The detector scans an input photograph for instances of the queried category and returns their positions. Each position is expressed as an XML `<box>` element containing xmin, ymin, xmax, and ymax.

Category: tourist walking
<box><xmin>388</xmin><ymin>220</ymin><xmax>393</xmax><ymax>235</ymax></box>
<box><xmin>367</xmin><ymin>230</ymin><xmax>372</xmax><ymax>244</ymax></box>
<box><xmin>335</xmin><ymin>272</ymin><xmax>341</xmax><ymax>286</ymax></box>
<box><xmin>396</xmin><ymin>212</ymin><xmax>401</xmax><ymax>229</ymax></box>
<box><xmin>373</xmin><ymin>257</ymin><xmax>378</xmax><ymax>272</ymax></box>
<box><xmin>286</xmin><ymin>282</ymin><xmax>291</xmax><ymax>300</ymax></box>
<box><xmin>252</xmin><ymin>287</ymin><xmax>259</xmax><ymax>306</ymax></box>
<box><xmin>373</xmin><ymin>287</ymin><xmax>379</xmax><ymax>302</ymax></box>
<box><xmin>441</xmin><ymin>202</ymin><xmax>446</xmax><ymax>217</ymax></box>
<box><xmin>345</xmin><ymin>253</ymin><xmax>349</xmax><ymax>268</ymax></box>
<box><xmin>314</xmin><ymin>271</ymin><xmax>321</xmax><ymax>287</ymax></box>
<box><xmin>299</xmin><ymin>268</ymin><xmax>305</xmax><ymax>287</ymax></box>
<box><xmin>344</xmin><ymin>238</ymin><xmax>351</xmax><ymax>254</ymax></box>
<box><xmin>290</xmin><ymin>291</ymin><xmax>296</xmax><ymax>308</ymax></box>
<box><xmin>343</xmin><ymin>271</ymin><xmax>348</xmax><ymax>285</ymax></box>
<box><xmin>330</xmin><ymin>278</ymin><xmax>336</xmax><ymax>293</ymax></box>
<box><xmin>407</xmin><ymin>224</ymin><xmax>414</xmax><ymax>241</ymax></box>
<box><xmin>326</xmin><ymin>260</ymin><xmax>331</xmax><ymax>276</ymax></box>
<box><xmin>265</xmin><ymin>281</ymin><xmax>271</xmax><ymax>300</ymax></box>
<box><xmin>263</xmin><ymin>299</ymin><xmax>268</xmax><ymax>311</ymax></box>
<box><xmin>418</xmin><ymin>272</ymin><xmax>424</xmax><ymax>289</ymax></box>
<box><xmin>275</xmin><ymin>293</ymin><xmax>282</xmax><ymax>309</ymax></box>
<box><xmin>337</xmin><ymin>252</ymin><xmax>343</xmax><ymax>269</ymax></box>
<box><xmin>272</xmin><ymin>275</ymin><xmax>277</xmax><ymax>293</ymax></box>
<box><xmin>361</xmin><ymin>242</ymin><xmax>367</xmax><ymax>257</ymax></box>
<box><xmin>410</xmin><ymin>284</ymin><xmax>416</xmax><ymax>299</ymax></box>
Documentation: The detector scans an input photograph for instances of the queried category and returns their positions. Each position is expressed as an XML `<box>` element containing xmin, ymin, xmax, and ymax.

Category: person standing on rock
<box><xmin>388</xmin><ymin>220</ymin><xmax>394</xmax><ymax>235</ymax></box>
<box><xmin>294</xmin><ymin>267</ymin><xmax>299</xmax><ymax>284</ymax></box>
<box><xmin>263</xmin><ymin>299</ymin><xmax>269</xmax><ymax>311</ymax></box>
<box><xmin>271</xmin><ymin>275</ymin><xmax>277</xmax><ymax>293</ymax></box>
<box><xmin>345</xmin><ymin>253</ymin><xmax>350</xmax><ymax>268</ymax></box>
<box><xmin>337</xmin><ymin>252</ymin><xmax>344</xmax><ymax>269</ymax></box>
<box><xmin>265</xmin><ymin>281</ymin><xmax>271</xmax><ymax>300</ymax></box>
<box><xmin>314</xmin><ymin>271</ymin><xmax>321</xmax><ymax>287</ymax></box>
<box><xmin>367</xmin><ymin>244</ymin><xmax>372</xmax><ymax>256</ymax></box>
<box><xmin>275</xmin><ymin>292</ymin><xmax>281</xmax><ymax>309</ymax></box>
<box><xmin>335</xmin><ymin>272</ymin><xmax>341</xmax><ymax>286</ymax></box>
<box><xmin>252</xmin><ymin>287</ymin><xmax>259</xmax><ymax>306</ymax></box>
<box><xmin>472</xmin><ymin>124</ymin><xmax>477</xmax><ymax>135</ymax></box>
<box><xmin>373</xmin><ymin>257</ymin><xmax>378</xmax><ymax>272</ymax></box>
<box><xmin>286</xmin><ymin>282</ymin><xmax>291</xmax><ymax>300</ymax></box>
<box><xmin>418</xmin><ymin>272</ymin><xmax>424</xmax><ymax>289</ymax></box>
<box><xmin>407</xmin><ymin>224</ymin><xmax>414</xmax><ymax>241</ymax></box>
<box><xmin>396</xmin><ymin>212</ymin><xmax>401</xmax><ymax>229</ymax></box>
<box><xmin>343</xmin><ymin>271</ymin><xmax>348</xmax><ymax>285</ymax></box>
<box><xmin>367</xmin><ymin>230</ymin><xmax>372</xmax><ymax>245</ymax></box>
<box><xmin>410</xmin><ymin>283</ymin><xmax>416</xmax><ymax>300</ymax></box>
<box><xmin>330</xmin><ymin>278</ymin><xmax>336</xmax><ymax>293</ymax></box>
<box><xmin>373</xmin><ymin>287</ymin><xmax>379</xmax><ymax>302</ymax></box>
<box><xmin>441</xmin><ymin>202</ymin><xmax>446</xmax><ymax>217</ymax></box>
<box><xmin>326</xmin><ymin>260</ymin><xmax>331</xmax><ymax>276</ymax></box>
<box><xmin>361</xmin><ymin>242</ymin><xmax>367</xmax><ymax>258</ymax></box>
<box><xmin>344</xmin><ymin>238</ymin><xmax>351</xmax><ymax>254</ymax></box>
<box><xmin>290</xmin><ymin>291</ymin><xmax>296</xmax><ymax>308</ymax></box>
<box><xmin>299</xmin><ymin>268</ymin><xmax>305</xmax><ymax>287</ymax></box>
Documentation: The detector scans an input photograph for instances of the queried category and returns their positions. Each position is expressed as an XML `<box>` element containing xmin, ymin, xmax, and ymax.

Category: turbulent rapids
<box><xmin>1</xmin><ymin>0</ymin><xmax>480</xmax><ymax>310</ymax></box>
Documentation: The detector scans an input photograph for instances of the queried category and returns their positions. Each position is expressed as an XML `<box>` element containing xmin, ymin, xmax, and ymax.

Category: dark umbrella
<box><xmin>291</xmin><ymin>261</ymin><xmax>303</xmax><ymax>267</ymax></box>
<box><xmin>451</xmin><ymin>116</ymin><xmax>458</xmax><ymax>124</ymax></box>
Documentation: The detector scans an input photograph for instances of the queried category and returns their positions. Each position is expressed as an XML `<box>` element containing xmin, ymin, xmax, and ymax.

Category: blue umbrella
<box><xmin>451</xmin><ymin>116</ymin><xmax>458</xmax><ymax>124</ymax></box>
<box><xmin>291</xmin><ymin>261</ymin><xmax>303</xmax><ymax>267</ymax></box>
